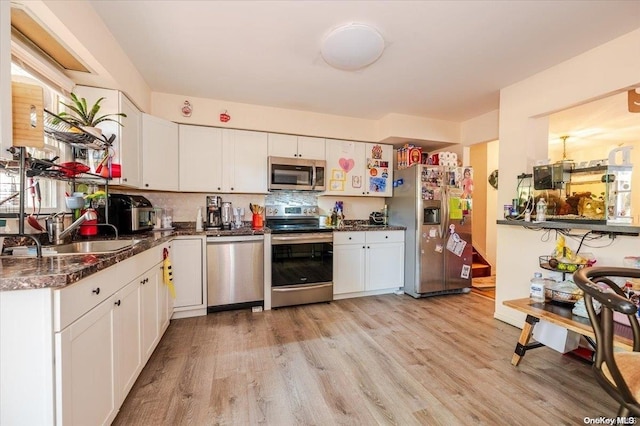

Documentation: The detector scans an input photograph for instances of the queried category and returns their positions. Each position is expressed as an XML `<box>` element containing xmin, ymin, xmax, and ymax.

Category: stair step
<box><xmin>472</xmin><ymin>263</ymin><xmax>491</xmax><ymax>278</ymax></box>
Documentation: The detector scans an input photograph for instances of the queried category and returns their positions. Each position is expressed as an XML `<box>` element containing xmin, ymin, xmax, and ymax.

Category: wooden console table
<box><xmin>503</xmin><ymin>298</ymin><xmax>632</xmax><ymax>366</ymax></box>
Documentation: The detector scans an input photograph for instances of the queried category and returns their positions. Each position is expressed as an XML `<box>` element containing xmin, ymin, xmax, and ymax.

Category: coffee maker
<box><xmin>206</xmin><ymin>195</ymin><xmax>222</xmax><ymax>229</ymax></box>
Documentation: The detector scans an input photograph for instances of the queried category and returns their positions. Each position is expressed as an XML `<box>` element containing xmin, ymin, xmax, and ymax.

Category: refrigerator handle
<box><xmin>441</xmin><ymin>188</ymin><xmax>448</xmax><ymax>238</ymax></box>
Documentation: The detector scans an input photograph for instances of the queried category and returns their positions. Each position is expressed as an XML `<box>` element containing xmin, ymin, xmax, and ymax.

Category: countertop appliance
<box><xmin>268</xmin><ymin>156</ymin><xmax>326</xmax><ymax>191</ymax></box>
<box><xmin>206</xmin><ymin>195</ymin><xmax>222</xmax><ymax>229</ymax></box>
<box><xmin>108</xmin><ymin>193</ymin><xmax>155</xmax><ymax>234</ymax></box>
<box><xmin>388</xmin><ymin>165</ymin><xmax>473</xmax><ymax>297</ymax></box>
<box><xmin>221</xmin><ymin>201</ymin><xmax>233</xmax><ymax>230</ymax></box>
<box><xmin>207</xmin><ymin>235</ymin><xmax>264</xmax><ymax>311</ymax></box>
<box><xmin>266</xmin><ymin>204</ymin><xmax>333</xmax><ymax>308</ymax></box>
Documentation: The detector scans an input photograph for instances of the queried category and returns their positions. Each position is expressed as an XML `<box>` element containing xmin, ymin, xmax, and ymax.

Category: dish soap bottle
<box><xmin>196</xmin><ymin>208</ymin><xmax>204</xmax><ymax>231</ymax></box>
<box><xmin>536</xmin><ymin>198</ymin><xmax>547</xmax><ymax>222</ymax></box>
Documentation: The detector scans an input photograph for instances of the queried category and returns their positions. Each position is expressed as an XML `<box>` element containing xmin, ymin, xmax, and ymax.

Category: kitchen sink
<box><xmin>5</xmin><ymin>239</ymin><xmax>144</xmax><ymax>257</ymax></box>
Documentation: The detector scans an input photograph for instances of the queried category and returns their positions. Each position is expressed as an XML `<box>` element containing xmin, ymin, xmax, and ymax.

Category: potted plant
<box><xmin>55</xmin><ymin>92</ymin><xmax>127</xmax><ymax>137</ymax></box>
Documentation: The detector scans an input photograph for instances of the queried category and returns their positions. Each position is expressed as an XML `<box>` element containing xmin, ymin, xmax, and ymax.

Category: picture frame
<box><xmin>330</xmin><ymin>180</ymin><xmax>344</xmax><ymax>191</ymax></box>
<box><xmin>332</xmin><ymin>169</ymin><xmax>345</xmax><ymax>181</ymax></box>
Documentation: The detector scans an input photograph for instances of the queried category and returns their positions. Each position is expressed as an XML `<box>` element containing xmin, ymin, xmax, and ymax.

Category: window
<box><xmin>0</xmin><ymin>61</ymin><xmax>71</xmax><ymax>215</ymax></box>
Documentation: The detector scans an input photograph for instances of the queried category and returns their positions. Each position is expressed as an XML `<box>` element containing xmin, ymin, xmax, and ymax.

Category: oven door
<box><xmin>271</xmin><ymin>232</ymin><xmax>333</xmax><ymax>307</ymax></box>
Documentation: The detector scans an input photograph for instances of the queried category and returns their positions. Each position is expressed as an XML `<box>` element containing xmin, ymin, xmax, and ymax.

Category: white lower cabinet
<box><xmin>55</xmin><ymin>292</ymin><xmax>118</xmax><ymax>426</ymax></box>
<box><xmin>140</xmin><ymin>260</ymin><xmax>162</xmax><ymax>361</ymax></box>
<box><xmin>333</xmin><ymin>230</ymin><xmax>405</xmax><ymax>296</ymax></box>
<box><xmin>172</xmin><ymin>237</ymin><xmax>207</xmax><ymax>319</ymax></box>
<box><xmin>333</xmin><ymin>232</ymin><xmax>366</xmax><ymax>294</ymax></box>
<box><xmin>54</xmin><ymin>242</ymin><xmax>171</xmax><ymax>425</ymax></box>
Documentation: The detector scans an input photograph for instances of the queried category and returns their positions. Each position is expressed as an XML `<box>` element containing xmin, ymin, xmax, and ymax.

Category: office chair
<box><xmin>574</xmin><ymin>266</ymin><xmax>640</xmax><ymax>418</ymax></box>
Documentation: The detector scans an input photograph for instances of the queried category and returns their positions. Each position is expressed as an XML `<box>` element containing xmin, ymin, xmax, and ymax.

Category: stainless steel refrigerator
<box><xmin>389</xmin><ymin>165</ymin><xmax>473</xmax><ymax>297</ymax></box>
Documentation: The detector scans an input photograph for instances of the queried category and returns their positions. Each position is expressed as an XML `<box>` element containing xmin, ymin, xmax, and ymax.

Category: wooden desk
<box><xmin>503</xmin><ymin>298</ymin><xmax>633</xmax><ymax>366</ymax></box>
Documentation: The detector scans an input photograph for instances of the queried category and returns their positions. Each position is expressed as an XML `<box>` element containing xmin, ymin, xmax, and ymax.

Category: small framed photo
<box><xmin>332</xmin><ymin>169</ymin><xmax>345</xmax><ymax>181</ymax></box>
<box><xmin>352</xmin><ymin>175</ymin><xmax>362</xmax><ymax>188</ymax></box>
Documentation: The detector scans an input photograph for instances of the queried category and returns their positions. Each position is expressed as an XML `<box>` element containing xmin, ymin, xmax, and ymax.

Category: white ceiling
<box><xmin>88</xmin><ymin>0</ymin><xmax>640</xmax><ymax>124</ymax></box>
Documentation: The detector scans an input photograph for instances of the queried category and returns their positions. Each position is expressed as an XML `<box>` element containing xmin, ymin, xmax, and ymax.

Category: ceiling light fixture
<box><xmin>320</xmin><ymin>23</ymin><xmax>385</xmax><ymax>71</ymax></box>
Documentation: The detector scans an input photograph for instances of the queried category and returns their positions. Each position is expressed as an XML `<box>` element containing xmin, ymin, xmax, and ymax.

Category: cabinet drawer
<box><xmin>333</xmin><ymin>231</ymin><xmax>365</xmax><ymax>245</ymax></box>
<box><xmin>54</xmin><ymin>266</ymin><xmax>121</xmax><ymax>332</ymax></box>
<box><xmin>365</xmin><ymin>230</ymin><xmax>404</xmax><ymax>244</ymax></box>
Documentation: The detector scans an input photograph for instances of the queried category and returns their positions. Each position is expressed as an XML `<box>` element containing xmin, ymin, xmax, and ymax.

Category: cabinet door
<box><xmin>114</xmin><ymin>280</ymin><xmax>142</xmax><ymax>405</ymax></box>
<box><xmin>333</xmin><ymin>243</ymin><xmax>366</xmax><ymax>294</ymax></box>
<box><xmin>0</xmin><ymin>1</ymin><xmax>11</xmax><ymax>157</ymax></box>
<box><xmin>179</xmin><ymin>125</ymin><xmax>223</xmax><ymax>191</ymax></box>
<box><xmin>172</xmin><ymin>238</ymin><xmax>204</xmax><ymax>309</ymax></box>
<box><xmin>142</xmin><ymin>114</ymin><xmax>179</xmax><ymax>190</ymax></box>
<box><xmin>55</xmin><ymin>296</ymin><xmax>117</xmax><ymax>426</ymax></box>
<box><xmin>297</xmin><ymin>136</ymin><xmax>325</xmax><ymax>160</ymax></box>
<box><xmin>118</xmin><ymin>94</ymin><xmax>142</xmax><ymax>188</ymax></box>
<box><xmin>365</xmin><ymin>242</ymin><xmax>405</xmax><ymax>291</ymax></box>
<box><xmin>325</xmin><ymin>139</ymin><xmax>365</xmax><ymax>195</ymax></box>
<box><xmin>363</xmin><ymin>143</ymin><xmax>394</xmax><ymax>197</ymax></box>
<box><xmin>268</xmin><ymin>133</ymin><xmax>298</xmax><ymax>158</ymax></box>
<box><xmin>226</xmin><ymin>129</ymin><xmax>268</xmax><ymax>193</ymax></box>
<box><xmin>140</xmin><ymin>269</ymin><xmax>159</xmax><ymax>361</ymax></box>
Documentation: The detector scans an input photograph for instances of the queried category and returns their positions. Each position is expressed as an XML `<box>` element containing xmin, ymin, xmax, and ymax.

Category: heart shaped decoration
<box><xmin>339</xmin><ymin>158</ymin><xmax>355</xmax><ymax>173</ymax></box>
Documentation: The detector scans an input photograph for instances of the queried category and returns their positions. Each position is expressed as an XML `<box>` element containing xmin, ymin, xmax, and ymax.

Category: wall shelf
<box><xmin>497</xmin><ymin>219</ymin><xmax>640</xmax><ymax>237</ymax></box>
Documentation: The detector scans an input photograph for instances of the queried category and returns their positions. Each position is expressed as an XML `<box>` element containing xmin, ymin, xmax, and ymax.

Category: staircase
<box><xmin>472</xmin><ymin>247</ymin><xmax>492</xmax><ymax>278</ymax></box>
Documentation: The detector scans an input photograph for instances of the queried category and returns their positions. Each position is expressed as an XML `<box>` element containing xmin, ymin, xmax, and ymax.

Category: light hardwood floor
<box><xmin>114</xmin><ymin>293</ymin><xmax>616</xmax><ymax>425</ymax></box>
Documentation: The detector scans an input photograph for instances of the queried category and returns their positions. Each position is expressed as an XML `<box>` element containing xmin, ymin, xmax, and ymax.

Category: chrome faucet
<box><xmin>55</xmin><ymin>209</ymin><xmax>98</xmax><ymax>244</ymax></box>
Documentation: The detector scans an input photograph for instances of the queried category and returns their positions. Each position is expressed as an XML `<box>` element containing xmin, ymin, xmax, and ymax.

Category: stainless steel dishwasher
<box><xmin>207</xmin><ymin>235</ymin><xmax>264</xmax><ymax>311</ymax></box>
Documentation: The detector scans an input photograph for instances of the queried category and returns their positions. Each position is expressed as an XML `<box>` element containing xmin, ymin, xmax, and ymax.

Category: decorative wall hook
<box><xmin>628</xmin><ymin>88</ymin><xmax>640</xmax><ymax>113</ymax></box>
<box><xmin>181</xmin><ymin>100</ymin><xmax>192</xmax><ymax>117</ymax></box>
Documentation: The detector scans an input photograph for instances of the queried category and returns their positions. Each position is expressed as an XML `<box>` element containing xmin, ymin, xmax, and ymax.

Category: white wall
<box><xmin>495</xmin><ymin>28</ymin><xmax>640</xmax><ymax>327</ymax></box>
<box><xmin>25</xmin><ymin>0</ymin><xmax>152</xmax><ymax>111</ymax></box>
<box><xmin>460</xmin><ymin>109</ymin><xmax>499</xmax><ymax>146</ymax></box>
<box><xmin>486</xmin><ymin>140</ymin><xmax>499</xmax><ymax>268</ymax></box>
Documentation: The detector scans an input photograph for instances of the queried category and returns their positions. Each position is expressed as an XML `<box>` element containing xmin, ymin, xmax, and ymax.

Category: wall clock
<box><xmin>488</xmin><ymin>169</ymin><xmax>499</xmax><ymax>189</ymax></box>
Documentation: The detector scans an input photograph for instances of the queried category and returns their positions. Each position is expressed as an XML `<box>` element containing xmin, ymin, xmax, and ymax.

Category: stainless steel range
<box><xmin>266</xmin><ymin>204</ymin><xmax>333</xmax><ymax>308</ymax></box>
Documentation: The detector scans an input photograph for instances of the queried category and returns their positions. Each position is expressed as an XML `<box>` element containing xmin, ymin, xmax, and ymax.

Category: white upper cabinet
<box><xmin>179</xmin><ymin>125</ymin><xmax>223</xmax><ymax>192</ymax></box>
<box><xmin>142</xmin><ymin>113</ymin><xmax>179</xmax><ymax>191</ymax></box>
<box><xmin>179</xmin><ymin>125</ymin><xmax>267</xmax><ymax>193</ymax></box>
<box><xmin>118</xmin><ymin>95</ymin><xmax>142</xmax><ymax>187</ymax></box>
<box><xmin>225</xmin><ymin>129</ymin><xmax>268</xmax><ymax>193</ymax></box>
<box><xmin>268</xmin><ymin>133</ymin><xmax>325</xmax><ymax>160</ymax></box>
<box><xmin>74</xmin><ymin>86</ymin><xmax>142</xmax><ymax>188</ymax></box>
<box><xmin>325</xmin><ymin>139</ymin><xmax>393</xmax><ymax>197</ymax></box>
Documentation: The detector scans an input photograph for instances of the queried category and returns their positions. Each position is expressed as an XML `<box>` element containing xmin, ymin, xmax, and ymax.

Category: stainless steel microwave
<box><xmin>268</xmin><ymin>156</ymin><xmax>326</xmax><ymax>191</ymax></box>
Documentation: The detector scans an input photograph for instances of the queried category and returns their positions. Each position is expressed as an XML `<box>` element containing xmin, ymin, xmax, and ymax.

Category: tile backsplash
<box><xmin>114</xmin><ymin>189</ymin><xmax>386</xmax><ymax>222</ymax></box>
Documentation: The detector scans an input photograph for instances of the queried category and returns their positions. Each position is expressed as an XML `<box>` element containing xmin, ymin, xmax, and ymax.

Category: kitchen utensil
<box><xmin>57</xmin><ymin>161</ymin><xmax>90</xmax><ymax>177</ymax></box>
<box><xmin>26</xmin><ymin>178</ymin><xmax>44</xmax><ymax>232</ymax></box>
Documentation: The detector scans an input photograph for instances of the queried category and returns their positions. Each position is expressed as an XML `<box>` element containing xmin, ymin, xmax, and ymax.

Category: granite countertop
<box><xmin>0</xmin><ymin>230</ymin><xmax>176</xmax><ymax>292</ymax></box>
<box><xmin>0</xmin><ymin>221</ymin><xmax>404</xmax><ymax>292</ymax></box>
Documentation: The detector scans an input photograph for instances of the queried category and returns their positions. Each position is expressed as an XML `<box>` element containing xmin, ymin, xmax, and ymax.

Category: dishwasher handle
<box><xmin>206</xmin><ymin>235</ymin><xmax>264</xmax><ymax>243</ymax></box>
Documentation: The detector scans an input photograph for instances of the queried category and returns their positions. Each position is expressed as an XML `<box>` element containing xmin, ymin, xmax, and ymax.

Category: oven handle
<box><xmin>271</xmin><ymin>234</ymin><xmax>333</xmax><ymax>245</ymax></box>
<box><xmin>272</xmin><ymin>282</ymin><xmax>333</xmax><ymax>292</ymax></box>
